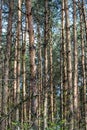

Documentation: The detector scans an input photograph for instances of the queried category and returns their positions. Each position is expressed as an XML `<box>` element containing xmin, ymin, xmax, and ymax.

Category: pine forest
<box><xmin>0</xmin><ymin>0</ymin><xmax>87</xmax><ymax>130</ymax></box>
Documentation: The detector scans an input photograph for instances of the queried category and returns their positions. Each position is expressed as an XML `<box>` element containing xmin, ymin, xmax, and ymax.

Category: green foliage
<box><xmin>7</xmin><ymin>128</ymin><xmax>12</xmax><ymax>130</ymax></box>
<box><xmin>11</xmin><ymin>121</ymin><xmax>31</xmax><ymax>130</ymax></box>
<box><xmin>45</xmin><ymin>119</ymin><xmax>68</xmax><ymax>130</ymax></box>
<box><xmin>21</xmin><ymin>122</ymin><xmax>30</xmax><ymax>130</ymax></box>
<box><xmin>12</xmin><ymin>121</ymin><xmax>20</xmax><ymax>127</ymax></box>
<box><xmin>46</xmin><ymin>121</ymin><xmax>60</xmax><ymax>130</ymax></box>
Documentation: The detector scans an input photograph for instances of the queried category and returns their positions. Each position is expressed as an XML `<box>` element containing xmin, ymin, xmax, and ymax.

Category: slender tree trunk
<box><xmin>13</xmin><ymin>1</ymin><xmax>21</xmax><ymax>129</ymax></box>
<box><xmin>26</xmin><ymin>0</ymin><xmax>38</xmax><ymax>129</ymax></box>
<box><xmin>64</xmin><ymin>0</ymin><xmax>74</xmax><ymax>129</ymax></box>
<box><xmin>35</xmin><ymin>4</ymin><xmax>43</xmax><ymax>130</ymax></box>
<box><xmin>61</xmin><ymin>0</ymin><xmax>68</xmax><ymax>129</ymax></box>
<box><xmin>21</xmin><ymin>16</ymin><xmax>27</xmax><ymax>128</ymax></box>
<box><xmin>13</xmin><ymin>30</ymin><xmax>17</xmax><ymax>126</ymax></box>
<box><xmin>44</xmin><ymin>0</ymin><xmax>49</xmax><ymax>129</ymax></box>
<box><xmin>25</xmin><ymin>17</ymin><xmax>31</xmax><ymax>124</ymax></box>
<box><xmin>79</xmin><ymin>2</ymin><xmax>87</xmax><ymax>128</ymax></box>
<box><xmin>0</xmin><ymin>0</ymin><xmax>2</xmax><ymax>120</ymax></box>
<box><xmin>49</xmin><ymin>30</ymin><xmax>54</xmax><ymax>122</ymax></box>
<box><xmin>60</xmin><ymin>41</ymin><xmax>63</xmax><ymax>130</ymax></box>
<box><xmin>2</xmin><ymin>1</ymin><xmax>13</xmax><ymax>129</ymax></box>
<box><xmin>73</xmin><ymin>0</ymin><xmax>79</xmax><ymax>129</ymax></box>
<box><xmin>22</xmin><ymin>21</ymin><xmax>27</xmax><ymax>124</ymax></box>
<box><xmin>37</xmin><ymin>24</ymin><xmax>42</xmax><ymax>130</ymax></box>
<box><xmin>16</xmin><ymin>0</ymin><xmax>21</xmax><ymax>129</ymax></box>
<box><xmin>82</xmin><ymin>1</ymin><xmax>87</xmax><ymax>128</ymax></box>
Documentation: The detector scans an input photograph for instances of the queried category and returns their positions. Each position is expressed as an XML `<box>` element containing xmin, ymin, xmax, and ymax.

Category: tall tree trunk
<box><xmin>2</xmin><ymin>1</ymin><xmax>13</xmax><ymax>129</ymax></box>
<box><xmin>22</xmin><ymin>22</ymin><xmax>27</xmax><ymax>125</ymax></box>
<box><xmin>13</xmin><ymin>1</ymin><xmax>21</xmax><ymax>129</ymax></box>
<box><xmin>49</xmin><ymin>30</ymin><xmax>54</xmax><ymax>122</ymax></box>
<box><xmin>0</xmin><ymin>0</ymin><xmax>2</xmax><ymax>120</ymax></box>
<box><xmin>64</xmin><ymin>0</ymin><xmax>74</xmax><ymax>129</ymax></box>
<box><xmin>60</xmin><ymin>42</ymin><xmax>63</xmax><ymax>130</ymax></box>
<box><xmin>21</xmin><ymin>16</ymin><xmax>27</xmax><ymax>128</ymax></box>
<box><xmin>61</xmin><ymin>0</ymin><xmax>68</xmax><ymax>129</ymax></box>
<box><xmin>79</xmin><ymin>1</ymin><xmax>87</xmax><ymax>128</ymax></box>
<box><xmin>73</xmin><ymin>0</ymin><xmax>79</xmax><ymax>129</ymax></box>
<box><xmin>82</xmin><ymin>1</ymin><xmax>87</xmax><ymax>128</ymax></box>
<box><xmin>16</xmin><ymin>0</ymin><xmax>21</xmax><ymax>129</ymax></box>
<box><xmin>44</xmin><ymin>0</ymin><xmax>49</xmax><ymax>129</ymax></box>
<box><xmin>26</xmin><ymin>0</ymin><xmax>38</xmax><ymax>129</ymax></box>
<box><xmin>37</xmin><ymin>24</ymin><xmax>42</xmax><ymax>130</ymax></box>
<box><xmin>36</xmin><ymin>3</ymin><xmax>42</xmax><ymax>129</ymax></box>
<box><xmin>13</xmin><ymin>27</ymin><xmax>17</xmax><ymax>126</ymax></box>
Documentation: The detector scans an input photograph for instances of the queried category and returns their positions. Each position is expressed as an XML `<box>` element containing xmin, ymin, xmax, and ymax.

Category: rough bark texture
<box><xmin>49</xmin><ymin>30</ymin><xmax>54</xmax><ymax>122</ymax></box>
<box><xmin>64</xmin><ymin>0</ymin><xmax>74</xmax><ymax>129</ymax></box>
<box><xmin>26</xmin><ymin>0</ymin><xmax>38</xmax><ymax>129</ymax></box>
<box><xmin>81</xmin><ymin>1</ymin><xmax>87</xmax><ymax>128</ymax></box>
<box><xmin>79</xmin><ymin>2</ymin><xmax>87</xmax><ymax>128</ymax></box>
<box><xmin>37</xmin><ymin>24</ymin><xmax>42</xmax><ymax>130</ymax></box>
<box><xmin>73</xmin><ymin>0</ymin><xmax>79</xmax><ymax>129</ymax></box>
<box><xmin>16</xmin><ymin>1</ymin><xmax>21</xmax><ymax>129</ymax></box>
<box><xmin>21</xmin><ymin>18</ymin><xmax>27</xmax><ymax>126</ymax></box>
<box><xmin>13</xmin><ymin>1</ymin><xmax>21</xmax><ymax>129</ymax></box>
<box><xmin>0</xmin><ymin>0</ymin><xmax>2</xmax><ymax>120</ymax></box>
<box><xmin>62</xmin><ymin>0</ymin><xmax>68</xmax><ymax>129</ymax></box>
<box><xmin>44</xmin><ymin>0</ymin><xmax>49</xmax><ymax>129</ymax></box>
<box><xmin>2</xmin><ymin>1</ymin><xmax>13</xmax><ymax>129</ymax></box>
<box><xmin>60</xmin><ymin>39</ymin><xmax>63</xmax><ymax>130</ymax></box>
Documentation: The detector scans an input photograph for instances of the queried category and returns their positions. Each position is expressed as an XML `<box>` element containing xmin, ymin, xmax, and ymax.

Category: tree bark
<box><xmin>2</xmin><ymin>1</ymin><xmax>13</xmax><ymax>129</ymax></box>
<box><xmin>73</xmin><ymin>0</ymin><xmax>79</xmax><ymax>129</ymax></box>
<box><xmin>81</xmin><ymin>1</ymin><xmax>87</xmax><ymax>128</ymax></box>
<box><xmin>44</xmin><ymin>0</ymin><xmax>49</xmax><ymax>129</ymax></box>
<box><xmin>64</xmin><ymin>0</ymin><xmax>74</xmax><ymax>129</ymax></box>
<box><xmin>79</xmin><ymin>1</ymin><xmax>87</xmax><ymax>128</ymax></box>
<box><xmin>16</xmin><ymin>0</ymin><xmax>21</xmax><ymax>127</ymax></box>
<box><xmin>37</xmin><ymin>24</ymin><xmax>43</xmax><ymax>130</ymax></box>
<box><xmin>0</xmin><ymin>0</ymin><xmax>2</xmax><ymax>120</ymax></box>
<box><xmin>22</xmin><ymin>21</ymin><xmax>27</xmax><ymax>125</ymax></box>
<box><xmin>26</xmin><ymin>0</ymin><xmax>38</xmax><ymax>129</ymax></box>
<box><xmin>61</xmin><ymin>0</ymin><xmax>68</xmax><ymax>129</ymax></box>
